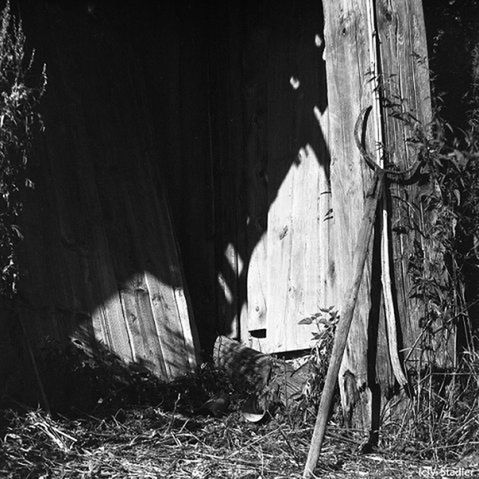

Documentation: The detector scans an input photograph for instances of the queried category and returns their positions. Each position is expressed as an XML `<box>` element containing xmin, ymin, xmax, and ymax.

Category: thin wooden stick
<box><xmin>303</xmin><ymin>171</ymin><xmax>384</xmax><ymax>478</ymax></box>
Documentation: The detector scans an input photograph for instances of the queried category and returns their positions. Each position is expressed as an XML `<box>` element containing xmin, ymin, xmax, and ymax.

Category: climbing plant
<box><xmin>0</xmin><ymin>0</ymin><xmax>46</xmax><ymax>297</ymax></box>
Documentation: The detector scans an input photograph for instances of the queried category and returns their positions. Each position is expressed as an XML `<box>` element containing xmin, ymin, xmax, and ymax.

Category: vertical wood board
<box><xmin>322</xmin><ymin>0</ymin><xmax>378</xmax><ymax>428</ymax></box>
<box><xmin>17</xmin><ymin>2</ymin><xmax>200</xmax><ymax>382</ymax></box>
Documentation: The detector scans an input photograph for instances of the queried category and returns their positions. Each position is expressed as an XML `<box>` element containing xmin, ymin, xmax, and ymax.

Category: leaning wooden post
<box><xmin>303</xmin><ymin>170</ymin><xmax>384</xmax><ymax>478</ymax></box>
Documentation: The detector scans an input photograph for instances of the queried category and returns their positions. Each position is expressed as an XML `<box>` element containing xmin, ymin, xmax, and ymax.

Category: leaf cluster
<box><xmin>0</xmin><ymin>1</ymin><xmax>46</xmax><ymax>297</ymax></box>
<box><xmin>298</xmin><ymin>307</ymin><xmax>338</xmax><ymax>401</ymax></box>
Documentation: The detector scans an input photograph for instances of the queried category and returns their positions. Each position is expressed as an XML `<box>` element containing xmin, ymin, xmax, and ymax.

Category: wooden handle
<box><xmin>303</xmin><ymin>171</ymin><xmax>384</xmax><ymax>478</ymax></box>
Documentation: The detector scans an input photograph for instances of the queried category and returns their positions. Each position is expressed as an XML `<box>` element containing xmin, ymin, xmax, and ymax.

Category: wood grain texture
<box><xmin>304</xmin><ymin>172</ymin><xmax>384</xmax><ymax>478</ymax></box>
<box><xmin>376</xmin><ymin>0</ymin><xmax>453</xmax><ymax>370</ymax></box>
<box><xmin>246</xmin><ymin>236</ymin><xmax>268</xmax><ymax>334</ymax></box>
<box><xmin>266</xmin><ymin>147</ymin><xmax>329</xmax><ymax>353</ymax></box>
<box><xmin>16</xmin><ymin>2</ymin><xmax>200</xmax><ymax>382</ymax></box>
<box><xmin>323</xmin><ymin>0</ymin><xmax>447</xmax><ymax>433</ymax></box>
<box><xmin>239</xmin><ymin>0</ymin><xmax>331</xmax><ymax>354</ymax></box>
<box><xmin>322</xmin><ymin>0</ymin><xmax>378</xmax><ymax>430</ymax></box>
<box><xmin>240</xmin><ymin>7</ymin><xmax>271</xmax><ymax>347</ymax></box>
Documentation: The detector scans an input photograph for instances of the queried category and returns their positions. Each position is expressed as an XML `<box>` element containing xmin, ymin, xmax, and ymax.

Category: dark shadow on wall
<box><xmin>206</xmin><ymin>0</ymin><xmax>329</xmax><ymax>343</ymax></box>
<box><xmin>2</xmin><ymin>0</ymin><xmax>330</xmax><ymax>403</ymax></box>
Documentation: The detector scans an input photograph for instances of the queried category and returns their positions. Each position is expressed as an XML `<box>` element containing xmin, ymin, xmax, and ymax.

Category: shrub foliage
<box><xmin>0</xmin><ymin>0</ymin><xmax>45</xmax><ymax>298</ymax></box>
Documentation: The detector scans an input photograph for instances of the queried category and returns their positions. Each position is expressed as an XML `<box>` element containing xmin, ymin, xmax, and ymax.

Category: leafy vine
<box><xmin>0</xmin><ymin>1</ymin><xmax>46</xmax><ymax>297</ymax></box>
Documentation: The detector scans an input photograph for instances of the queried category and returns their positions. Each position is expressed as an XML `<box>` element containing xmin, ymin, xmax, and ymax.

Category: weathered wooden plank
<box><xmin>263</xmin><ymin>1</ymin><xmax>330</xmax><ymax>353</ymax></box>
<box><xmin>267</xmin><ymin>148</ymin><xmax>328</xmax><ymax>353</ymax></box>
<box><xmin>240</xmin><ymin>9</ymin><xmax>270</xmax><ymax>343</ymax></box>
<box><xmin>266</xmin><ymin>167</ymin><xmax>295</xmax><ymax>353</ymax></box>
<box><xmin>119</xmin><ymin>274</ymin><xmax>168</xmax><ymax>378</ymax></box>
<box><xmin>314</xmin><ymin>107</ymin><xmax>334</xmax><ymax>310</ymax></box>
<box><xmin>148</xmin><ymin>4</ymin><xmax>212</xmax><ymax>356</ymax></box>
<box><xmin>304</xmin><ymin>172</ymin><xmax>384</xmax><ymax>477</ymax></box>
<box><xmin>246</xmin><ymin>236</ymin><xmax>268</xmax><ymax>335</ymax></box>
<box><xmin>175</xmin><ymin>3</ymin><xmax>217</xmax><ymax>349</ymax></box>
<box><xmin>47</xmin><ymin>10</ymin><xmax>139</xmax><ymax>361</ymax></box>
<box><xmin>174</xmin><ymin>287</ymin><xmax>198</xmax><ymax>370</ymax></box>
<box><xmin>206</xmin><ymin>0</ymin><xmax>244</xmax><ymax>340</ymax></box>
<box><xmin>322</xmin><ymin>0</ymin><xmax>378</xmax><ymax>429</ymax></box>
<box><xmin>69</xmin><ymin>117</ymin><xmax>133</xmax><ymax>361</ymax></box>
<box><xmin>144</xmin><ymin>273</ymin><xmax>191</xmax><ymax>377</ymax></box>
<box><xmin>114</xmin><ymin>176</ymin><xmax>169</xmax><ymax>377</ymax></box>
<box><xmin>216</xmin><ymin>0</ymin><xmax>245</xmax><ymax>340</ymax></box>
<box><xmin>375</xmin><ymin>0</ymin><xmax>453</xmax><ymax>368</ymax></box>
<box><xmin>108</xmin><ymin>84</ymin><xmax>199</xmax><ymax>376</ymax></box>
<box><xmin>141</xmin><ymin>182</ymin><xmax>200</xmax><ymax>377</ymax></box>
<box><xmin>322</xmin><ymin>0</ymin><xmax>440</xmax><ymax>432</ymax></box>
<box><xmin>91</xmin><ymin>6</ymin><xmax>199</xmax><ymax>376</ymax></box>
<box><xmin>31</xmin><ymin>7</ymin><xmax>114</xmax><ymax>350</ymax></box>
<box><xmin>18</xmin><ymin>2</ymin><xmax>202</xmax><ymax>381</ymax></box>
<box><xmin>135</xmin><ymin>114</ymin><xmax>200</xmax><ymax>373</ymax></box>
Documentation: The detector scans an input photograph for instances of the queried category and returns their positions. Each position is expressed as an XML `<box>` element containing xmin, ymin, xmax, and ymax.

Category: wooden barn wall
<box><xmin>208</xmin><ymin>0</ymin><xmax>332</xmax><ymax>353</ymax></box>
<box><xmin>3</xmin><ymin>0</ymin><xmax>332</xmax><ymax>397</ymax></box>
<box><xmin>322</xmin><ymin>0</ymin><xmax>448</xmax><ymax>429</ymax></box>
<box><xmin>11</xmin><ymin>0</ymin><xmax>207</xmax><ymax>386</ymax></box>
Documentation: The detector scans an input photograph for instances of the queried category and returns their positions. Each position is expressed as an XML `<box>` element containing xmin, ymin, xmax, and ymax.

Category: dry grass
<box><xmin>378</xmin><ymin>349</ymin><xmax>479</xmax><ymax>464</ymax></box>
<box><xmin>0</xmin><ymin>406</ymin><xmax>441</xmax><ymax>479</ymax></box>
<box><xmin>1</xmin><ymin>345</ymin><xmax>478</xmax><ymax>478</ymax></box>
